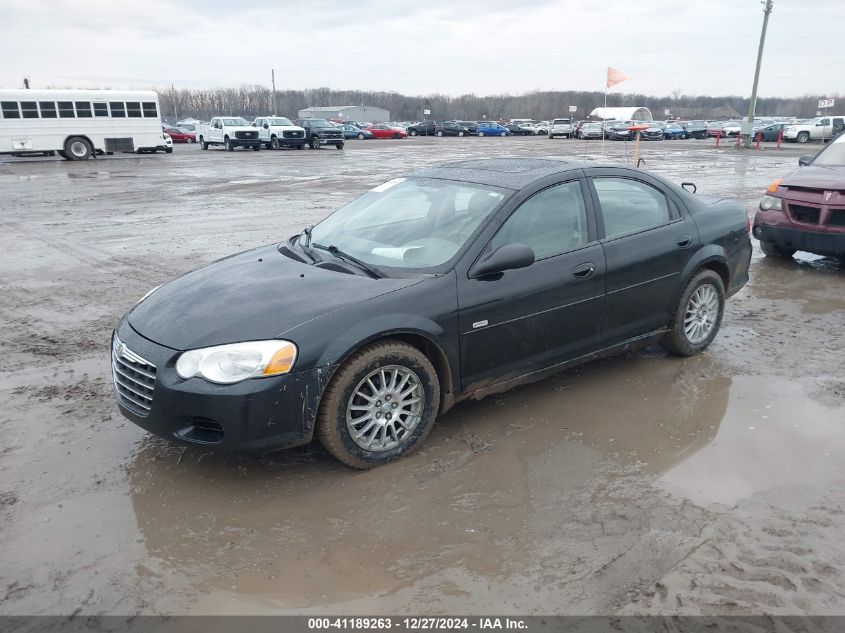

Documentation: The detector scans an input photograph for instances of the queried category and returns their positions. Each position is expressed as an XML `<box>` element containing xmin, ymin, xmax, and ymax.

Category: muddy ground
<box><xmin>1</xmin><ymin>137</ymin><xmax>844</xmax><ymax>616</ymax></box>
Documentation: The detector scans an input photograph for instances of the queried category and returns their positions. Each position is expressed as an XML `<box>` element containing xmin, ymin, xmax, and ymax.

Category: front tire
<box><xmin>64</xmin><ymin>136</ymin><xmax>92</xmax><ymax>161</ymax></box>
<box><xmin>760</xmin><ymin>241</ymin><xmax>795</xmax><ymax>259</ymax></box>
<box><xmin>224</xmin><ymin>138</ymin><xmax>234</xmax><ymax>152</ymax></box>
<box><xmin>318</xmin><ymin>341</ymin><xmax>440</xmax><ymax>469</ymax></box>
<box><xmin>270</xmin><ymin>136</ymin><xmax>280</xmax><ymax>150</ymax></box>
<box><xmin>796</xmin><ymin>131</ymin><xmax>810</xmax><ymax>144</ymax></box>
<box><xmin>458</xmin><ymin>131</ymin><xmax>465</xmax><ymax>137</ymax></box>
<box><xmin>661</xmin><ymin>270</ymin><xmax>725</xmax><ymax>357</ymax></box>
<box><xmin>478</xmin><ymin>131</ymin><xmax>485</xmax><ymax>137</ymax></box>
<box><xmin>165</xmin><ymin>148</ymin><xmax>173</xmax><ymax>154</ymax></box>
<box><xmin>409</xmin><ymin>129</ymin><xmax>418</xmax><ymax>136</ymax></box>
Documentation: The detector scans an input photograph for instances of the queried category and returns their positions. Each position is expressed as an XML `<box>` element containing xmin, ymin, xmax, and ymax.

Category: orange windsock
<box><xmin>607</xmin><ymin>67</ymin><xmax>629</xmax><ymax>88</ymax></box>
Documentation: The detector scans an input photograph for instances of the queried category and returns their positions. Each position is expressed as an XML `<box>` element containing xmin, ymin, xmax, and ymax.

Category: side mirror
<box><xmin>263</xmin><ymin>123</ymin><xmax>269</xmax><ymax>129</ymax></box>
<box><xmin>798</xmin><ymin>155</ymin><xmax>814</xmax><ymax>166</ymax></box>
<box><xmin>470</xmin><ymin>243</ymin><xmax>535</xmax><ymax>278</ymax></box>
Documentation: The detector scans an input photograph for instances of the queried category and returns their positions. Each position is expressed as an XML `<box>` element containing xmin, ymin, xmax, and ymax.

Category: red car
<box><xmin>366</xmin><ymin>124</ymin><xmax>408</xmax><ymax>139</ymax></box>
<box><xmin>753</xmin><ymin>134</ymin><xmax>845</xmax><ymax>259</ymax></box>
<box><xmin>163</xmin><ymin>126</ymin><xmax>196</xmax><ymax>143</ymax></box>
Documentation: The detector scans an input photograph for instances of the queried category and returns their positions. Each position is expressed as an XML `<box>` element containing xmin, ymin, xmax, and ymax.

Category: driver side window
<box><xmin>491</xmin><ymin>181</ymin><xmax>588</xmax><ymax>260</ymax></box>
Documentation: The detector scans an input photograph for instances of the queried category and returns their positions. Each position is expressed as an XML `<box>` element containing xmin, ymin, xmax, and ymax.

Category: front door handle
<box><xmin>677</xmin><ymin>235</ymin><xmax>693</xmax><ymax>248</ymax></box>
<box><xmin>572</xmin><ymin>262</ymin><xmax>596</xmax><ymax>278</ymax></box>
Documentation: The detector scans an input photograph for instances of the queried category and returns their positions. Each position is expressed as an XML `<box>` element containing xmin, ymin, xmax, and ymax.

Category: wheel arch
<box><xmin>676</xmin><ymin>246</ymin><xmax>730</xmax><ymax>301</ymax></box>
<box><xmin>320</xmin><ymin>328</ymin><xmax>457</xmax><ymax>414</ymax></box>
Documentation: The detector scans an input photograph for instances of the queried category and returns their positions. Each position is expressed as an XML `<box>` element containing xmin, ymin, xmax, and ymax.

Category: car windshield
<box><xmin>307</xmin><ymin>119</ymin><xmax>333</xmax><ymax>128</ymax></box>
<box><xmin>553</xmin><ymin>120</ymin><xmax>570</xmax><ymax>125</ymax></box>
<box><xmin>268</xmin><ymin>117</ymin><xmax>293</xmax><ymax>126</ymax></box>
<box><xmin>305</xmin><ymin>177</ymin><xmax>508</xmax><ymax>272</ymax></box>
<box><xmin>223</xmin><ymin>118</ymin><xmax>249</xmax><ymax>126</ymax></box>
<box><xmin>813</xmin><ymin>136</ymin><xmax>845</xmax><ymax>166</ymax></box>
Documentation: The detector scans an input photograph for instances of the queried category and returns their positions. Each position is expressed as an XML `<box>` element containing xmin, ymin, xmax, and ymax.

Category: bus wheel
<box><xmin>57</xmin><ymin>150</ymin><xmax>69</xmax><ymax>159</ymax></box>
<box><xmin>64</xmin><ymin>137</ymin><xmax>92</xmax><ymax>161</ymax></box>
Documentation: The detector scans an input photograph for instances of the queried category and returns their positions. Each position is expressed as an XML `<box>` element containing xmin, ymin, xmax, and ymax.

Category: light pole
<box><xmin>743</xmin><ymin>0</ymin><xmax>774</xmax><ymax>148</ymax></box>
<box><xmin>271</xmin><ymin>69</ymin><xmax>278</xmax><ymax>116</ymax></box>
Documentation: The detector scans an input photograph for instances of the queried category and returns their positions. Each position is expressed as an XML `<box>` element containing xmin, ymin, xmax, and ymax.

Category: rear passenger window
<box><xmin>126</xmin><ymin>102</ymin><xmax>142</xmax><ymax>118</ymax></box>
<box><xmin>109</xmin><ymin>102</ymin><xmax>126</xmax><ymax>117</ymax></box>
<box><xmin>58</xmin><ymin>101</ymin><xmax>75</xmax><ymax>118</ymax></box>
<box><xmin>93</xmin><ymin>102</ymin><xmax>108</xmax><ymax>117</ymax></box>
<box><xmin>491</xmin><ymin>181</ymin><xmax>588</xmax><ymax>260</ymax></box>
<box><xmin>593</xmin><ymin>178</ymin><xmax>671</xmax><ymax>239</ymax></box>
<box><xmin>39</xmin><ymin>101</ymin><xmax>57</xmax><ymax>118</ymax></box>
<box><xmin>142</xmin><ymin>102</ymin><xmax>158</xmax><ymax>117</ymax></box>
<box><xmin>20</xmin><ymin>101</ymin><xmax>39</xmax><ymax>118</ymax></box>
<box><xmin>75</xmin><ymin>102</ymin><xmax>92</xmax><ymax>118</ymax></box>
<box><xmin>2</xmin><ymin>101</ymin><xmax>20</xmax><ymax>118</ymax></box>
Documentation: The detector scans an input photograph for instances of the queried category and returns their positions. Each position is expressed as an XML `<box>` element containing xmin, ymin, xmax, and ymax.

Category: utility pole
<box><xmin>23</xmin><ymin>77</ymin><xmax>30</xmax><ymax>89</ymax></box>
<box><xmin>743</xmin><ymin>0</ymin><xmax>774</xmax><ymax>148</ymax></box>
<box><xmin>271</xmin><ymin>69</ymin><xmax>278</xmax><ymax>115</ymax></box>
<box><xmin>171</xmin><ymin>84</ymin><xmax>178</xmax><ymax>122</ymax></box>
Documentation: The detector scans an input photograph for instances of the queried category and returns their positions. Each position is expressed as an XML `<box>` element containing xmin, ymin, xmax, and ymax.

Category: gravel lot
<box><xmin>1</xmin><ymin>136</ymin><xmax>844</xmax><ymax>616</ymax></box>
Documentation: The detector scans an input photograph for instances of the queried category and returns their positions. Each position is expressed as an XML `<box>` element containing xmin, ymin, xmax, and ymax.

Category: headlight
<box><xmin>175</xmin><ymin>340</ymin><xmax>297</xmax><ymax>384</ymax></box>
<box><xmin>759</xmin><ymin>195</ymin><xmax>783</xmax><ymax>211</ymax></box>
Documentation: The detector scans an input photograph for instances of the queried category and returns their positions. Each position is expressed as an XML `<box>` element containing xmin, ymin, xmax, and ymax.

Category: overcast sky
<box><xmin>2</xmin><ymin>0</ymin><xmax>841</xmax><ymax>98</ymax></box>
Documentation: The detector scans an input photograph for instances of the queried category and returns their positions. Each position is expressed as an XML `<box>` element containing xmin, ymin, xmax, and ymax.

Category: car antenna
<box><xmin>303</xmin><ymin>225</ymin><xmax>313</xmax><ymax>247</ymax></box>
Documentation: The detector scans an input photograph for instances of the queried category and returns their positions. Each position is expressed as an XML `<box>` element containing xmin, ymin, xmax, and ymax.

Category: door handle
<box><xmin>572</xmin><ymin>262</ymin><xmax>596</xmax><ymax>278</ymax></box>
<box><xmin>676</xmin><ymin>235</ymin><xmax>693</xmax><ymax>248</ymax></box>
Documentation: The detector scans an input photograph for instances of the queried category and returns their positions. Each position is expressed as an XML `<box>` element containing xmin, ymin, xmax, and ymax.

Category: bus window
<box><xmin>109</xmin><ymin>102</ymin><xmax>126</xmax><ymax>117</ymax></box>
<box><xmin>1</xmin><ymin>101</ymin><xmax>20</xmax><ymax>119</ymax></box>
<box><xmin>93</xmin><ymin>102</ymin><xmax>108</xmax><ymax>117</ymax></box>
<box><xmin>58</xmin><ymin>101</ymin><xmax>75</xmax><ymax>118</ymax></box>
<box><xmin>39</xmin><ymin>102</ymin><xmax>57</xmax><ymax>118</ymax></box>
<box><xmin>127</xmin><ymin>102</ymin><xmax>142</xmax><ymax>118</ymax></box>
<box><xmin>21</xmin><ymin>101</ymin><xmax>39</xmax><ymax>119</ymax></box>
<box><xmin>142</xmin><ymin>102</ymin><xmax>158</xmax><ymax>118</ymax></box>
<box><xmin>75</xmin><ymin>102</ymin><xmax>92</xmax><ymax>118</ymax></box>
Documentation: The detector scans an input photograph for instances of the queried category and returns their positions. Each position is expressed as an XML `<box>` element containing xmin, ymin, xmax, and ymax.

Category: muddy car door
<box><xmin>585</xmin><ymin>168</ymin><xmax>699</xmax><ymax>345</ymax></box>
<box><xmin>458</xmin><ymin>178</ymin><xmax>606</xmax><ymax>391</ymax></box>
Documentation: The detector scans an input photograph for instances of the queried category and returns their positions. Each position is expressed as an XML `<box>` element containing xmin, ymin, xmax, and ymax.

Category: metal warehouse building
<box><xmin>589</xmin><ymin>106</ymin><xmax>653</xmax><ymax>121</ymax></box>
<box><xmin>297</xmin><ymin>105</ymin><xmax>390</xmax><ymax>123</ymax></box>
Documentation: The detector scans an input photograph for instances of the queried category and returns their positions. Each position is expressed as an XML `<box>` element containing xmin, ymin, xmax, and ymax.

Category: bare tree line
<box><xmin>157</xmin><ymin>85</ymin><xmax>840</xmax><ymax>122</ymax></box>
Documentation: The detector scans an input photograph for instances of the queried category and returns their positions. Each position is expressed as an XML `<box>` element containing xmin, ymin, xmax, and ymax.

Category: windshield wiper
<box><xmin>313</xmin><ymin>243</ymin><xmax>385</xmax><ymax>279</ymax></box>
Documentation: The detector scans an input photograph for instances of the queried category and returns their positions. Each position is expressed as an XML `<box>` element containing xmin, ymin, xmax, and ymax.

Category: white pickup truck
<box><xmin>784</xmin><ymin>116</ymin><xmax>845</xmax><ymax>144</ymax></box>
<box><xmin>252</xmin><ymin>116</ymin><xmax>307</xmax><ymax>150</ymax></box>
<box><xmin>196</xmin><ymin>116</ymin><xmax>261</xmax><ymax>151</ymax></box>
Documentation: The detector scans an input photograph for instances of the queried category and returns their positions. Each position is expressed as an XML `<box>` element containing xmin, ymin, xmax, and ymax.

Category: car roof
<box><xmin>411</xmin><ymin>158</ymin><xmax>584</xmax><ymax>190</ymax></box>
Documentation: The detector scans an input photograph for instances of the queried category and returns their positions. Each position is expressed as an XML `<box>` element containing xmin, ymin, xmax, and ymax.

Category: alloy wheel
<box><xmin>684</xmin><ymin>284</ymin><xmax>720</xmax><ymax>344</ymax></box>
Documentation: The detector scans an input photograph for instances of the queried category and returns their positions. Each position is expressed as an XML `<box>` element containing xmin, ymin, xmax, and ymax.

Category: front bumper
<box><xmin>232</xmin><ymin>138</ymin><xmax>261</xmax><ymax>147</ymax></box>
<box><xmin>753</xmin><ymin>216</ymin><xmax>845</xmax><ymax>257</ymax></box>
<box><xmin>112</xmin><ymin>320</ymin><xmax>335</xmax><ymax>452</ymax></box>
<box><xmin>313</xmin><ymin>136</ymin><xmax>344</xmax><ymax>145</ymax></box>
<box><xmin>280</xmin><ymin>135</ymin><xmax>306</xmax><ymax>147</ymax></box>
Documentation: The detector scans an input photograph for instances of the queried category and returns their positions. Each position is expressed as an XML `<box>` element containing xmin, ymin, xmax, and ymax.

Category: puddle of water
<box><xmin>656</xmin><ymin>376</ymin><xmax>845</xmax><ymax>506</ymax></box>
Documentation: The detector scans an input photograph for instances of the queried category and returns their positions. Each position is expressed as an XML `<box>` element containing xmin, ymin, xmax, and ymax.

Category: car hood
<box><xmin>269</xmin><ymin>125</ymin><xmax>305</xmax><ymax>132</ymax></box>
<box><xmin>128</xmin><ymin>244</ymin><xmax>421</xmax><ymax>350</ymax></box>
<box><xmin>781</xmin><ymin>165</ymin><xmax>845</xmax><ymax>190</ymax></box>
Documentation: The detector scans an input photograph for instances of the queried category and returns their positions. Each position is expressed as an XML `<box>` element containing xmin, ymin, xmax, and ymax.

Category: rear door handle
<box><xmin>677</xmin><ymin>235</ymin><xmax>692</xmax><ymax>248</ymax></box>
<box><xmin>572</xmin><ymin>262</ymin><xmax>596</xmax><ymax>278</ymax></box>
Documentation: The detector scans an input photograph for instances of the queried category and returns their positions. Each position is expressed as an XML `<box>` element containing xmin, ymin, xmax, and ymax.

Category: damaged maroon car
<box><xmin>753</xmin><ymin>134</ymin><xmax>845</xmax><ymax>259</ymax></box>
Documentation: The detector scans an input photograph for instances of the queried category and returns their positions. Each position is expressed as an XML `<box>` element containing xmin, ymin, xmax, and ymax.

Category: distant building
<box><xmin>589</xmin><ymin>106</ymin><xmax>653</xmax><ymax>121</ymax></box>
<box><xmin>297</xmin><ymin>105</ymin><xmax>390</xmax><ymax>123</ymax></box>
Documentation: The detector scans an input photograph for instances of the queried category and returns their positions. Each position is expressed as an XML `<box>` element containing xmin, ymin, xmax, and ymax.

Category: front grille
<box><xmin>235</xmin><ymin>131</ymin><xmax>257</xmax><ymax>140</ymax></box>
<box><xmin>112</xmin><ymin>334</ymin><xmax>156</xmax><ymax>415</ymax></box>
<box><xmin>283</xmin><ymin>130</ymin><xmax>303</xmax><ymax>138</ymax></box>
<box><xmin>790</xmin><ymin>204</ymin><xmax>821</xmax><ymax>224</ymax></box>
<box><xmin>829</xmin><ymin>210</ymin><xmax>845</xmax><ymax>227</ymax></box>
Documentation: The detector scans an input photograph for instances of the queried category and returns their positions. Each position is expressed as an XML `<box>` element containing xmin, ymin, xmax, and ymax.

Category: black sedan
<box><xmin>640</xmin><ymin>123</ymin><xmax>665</xmax><ymax>141</ymax></box>
<box><xmin>112</xmin><ymin>159</ymin><xmax>751</xmax><ymax>468</ymax></box>
<box><xmin>434</xmin><ymin>121</ymin><xmax>470</xmax><ymax>137</ymax></box>
<box><xmin>681</xmin><ymin>121</ymin><xmax>708</xmax><ymax>139</ymax></box>
<box><xmin>456</xmin><ymin>121</ymin><xmax>479</xmax><ymax>135</ymax></box>
<box><xmin>505</xmin><ymin>123</ymin><xmax>535</xmax><ymax>136</ymax></box>
<box><xmin>751</xmin><ymin>123</ymin><xmax>787</xmax><ymax>142</ymax></box>
<box><xmin>605</xmin><ymin>123</ymin><xmax>632</xmax><ymax>141</ymax></box>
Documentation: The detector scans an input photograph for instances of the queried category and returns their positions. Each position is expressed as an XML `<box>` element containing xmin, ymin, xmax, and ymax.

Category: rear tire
<box><xmin>252</xmin><ymin>144</ymin><xmax>260</xmax><ymax>151</ymax></box>
<box><xmin>317</xmin><ymin>340</ymin><xmax>440</xmax><ymax>469</ymax></box>
<box><xmin>661</xmin><ymin>270</ymin><xmax>725</xmax><ymax>357</ymax></box>
<box><xmin>200</xmin><ymin>138</ymin><xmax>208</xmax><ymax>150</ymax></box>
<box><xmin>409</xmin><ymin>129</ymin><xmax>418</xmax><ymax>136</ymax></box>
<box><xmin>296</xmin><ymin>144</ymin><xmax>304</xmax><ymax>150</ymax></box>
<box><xmin>478</xmin><ymin>131</ymin><xmax>485</xmax><ymax>137</ymax></box>
<box><xmin>310</xmin><ymin>136</ymin><xmax>321</xmax><ymax>149</ymax></box>
<box><xmin>760</xmin><ymin>241</ymin><xmax>795</xmax><ymax>259</ymax></box>
<box><xmin>336</xmin><ymin>143</ymin><xmax>344</xmax><ymax>150</ymax></box>
<box><xmin>64</xmin><ymin>136</ymin><xmax>92</xmax><ymax>161</ymax></box>
<box><xmin>357</xmin><ymin>132</ymin><xmax>365</xmax><ymax>140</ymax></box>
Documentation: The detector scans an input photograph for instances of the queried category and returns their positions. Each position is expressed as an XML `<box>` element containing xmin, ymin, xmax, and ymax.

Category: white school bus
<box><xmin>0</xmin><ymin>89</ymin><xmax>169</xmax><ymax>160</ymax></box>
